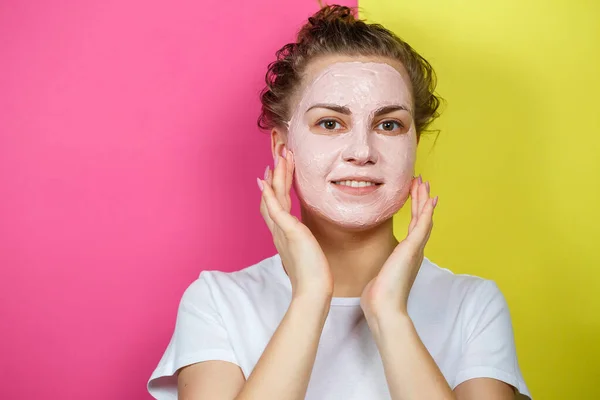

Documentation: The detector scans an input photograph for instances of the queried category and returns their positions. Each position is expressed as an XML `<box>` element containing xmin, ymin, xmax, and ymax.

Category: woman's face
<box><xmin>285</xmin><ymin>57</ymin><xmax>417</xmax><ymax>229</ymax></box>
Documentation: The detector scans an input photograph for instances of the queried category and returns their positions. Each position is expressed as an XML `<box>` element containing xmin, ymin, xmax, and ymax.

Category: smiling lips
<box><xmin>330</xmin><ymin>179</ymin><xmax>383</xmax><ymax>195</ymax></box>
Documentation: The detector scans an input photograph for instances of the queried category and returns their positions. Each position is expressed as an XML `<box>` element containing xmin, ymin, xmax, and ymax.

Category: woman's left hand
<box><xmin>360</xmin><ymin>176</ymin><xmax>438</xmax><ymax>321</ymax></box>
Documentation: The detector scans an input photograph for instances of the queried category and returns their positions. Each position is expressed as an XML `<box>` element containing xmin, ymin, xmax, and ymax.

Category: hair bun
<box><xmin>308</xmin><ymin>4</ymin><xmax>356</xmax><ymax>26</ymax></box>
<box><xmin>298</xmin><ymin>5</ymin><xmax>358</xmax><ymax>43</ymax></box>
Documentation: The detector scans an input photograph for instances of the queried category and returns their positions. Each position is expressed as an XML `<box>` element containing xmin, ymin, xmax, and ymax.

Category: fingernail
<box><xmin>264</xmin><ymin>166</ymin><xmax>270</xmax><ymax>180</ymax></box>
<box><xmin>433</xmin><ymin>196</ymin><xmax>439</xmax><ymax>207</ymax></box>
<box><xmin>426</xmin><ymin>181</ymin><xmax>430</xmax><ymax>192</ymax></box>
<box><xmin>256</xmin><ymin>178</ymin><xmax>264</xmax><ymax>191</ymax></box>
<box><xmin>418</xmin><ymin>175</ymin><xmax>423</xmax><ymax>184</ymax></box>
<box><xmin>282</xmin><ymin>146</ymin><xmax>287</xmax><ymax>158</ymax></box>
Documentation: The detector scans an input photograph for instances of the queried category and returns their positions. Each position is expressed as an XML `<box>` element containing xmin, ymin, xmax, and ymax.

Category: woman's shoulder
<box><xmin>419</xmin><ymin>256</ymin><xmax>498</xmax><ymax>293</ymax></box>
<box><xmin>415</xmin><ymin>257</ymin><xmax>508</xmax><ymax>315</ymax></box>
<box><xmin>198</xmin><ymin>253</ymin><xmax>286</xmax><ymax>288</ymax></box>
<box><xmin>182</xmin><ymin>254</ymin><xmax>290</xmax><ymax>308</ymax></box>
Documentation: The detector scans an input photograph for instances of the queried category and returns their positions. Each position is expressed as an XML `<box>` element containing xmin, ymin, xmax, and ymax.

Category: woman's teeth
<box><xmin>333</xmin><ymin>180</ymin><xmax>377</xmax><ymax>187</ymax></box>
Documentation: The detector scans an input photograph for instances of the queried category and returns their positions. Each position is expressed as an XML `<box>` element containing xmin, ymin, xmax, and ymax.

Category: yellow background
<box><xmin>359</xmin><ymin>0</ymin><xmax>600</xmax><ymax>398</ymax></box>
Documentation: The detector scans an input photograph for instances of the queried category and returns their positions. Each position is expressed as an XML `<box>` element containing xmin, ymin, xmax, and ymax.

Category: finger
<box><xmin>418</xmin><ymin>179</ymin><xmax>430</xmax><ymax>217</ymax></box>
<box><xmin>407</xmin><ymin>197</ymin><xmax>435</xmax><ymax>249</ymax></box>
<box><xmin>258</xmin><ymin>178</ymin><xmax>275</xmax><ymax>232</ymax></box>
<box><xmin>266</xmin><ymin>165</ymin><xmax>273</xmax><ymax>186</ymax></box>
<box><xmin>424</xmin><ymin>196</ymin><xmax>439</xmax><ymax>245</ymax></box>
<box><xmin>284</xmin><ymin>150</ymin><xmax>294</xmax><ymax>211</ymax></box>
<box><xmin>410</xmin><ymin>176</ymin><xmax>425</xmax><ymax>233</ymax></box>
<box><xmin>272</xmin><ymin>150</ymin><xmax>287</xmax><ymax>208</ymax></box>
<box><xmin>408</xmin><ymin>176</ymin><xmax>420</xmax><ymax>233</ymax></box>
<box><xmin>260</xmin><ymin>177</ymin><xmax>300</xmax><ymax>234</ymax></box>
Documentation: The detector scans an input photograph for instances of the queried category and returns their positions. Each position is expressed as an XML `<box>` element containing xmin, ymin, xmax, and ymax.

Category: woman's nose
<box><xmin>341</xmin><ymin>131</ymin><xmax>378</xmax><ymax>165</ymax></box>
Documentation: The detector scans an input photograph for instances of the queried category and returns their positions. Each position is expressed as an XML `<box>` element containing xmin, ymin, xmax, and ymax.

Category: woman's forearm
<box><xmin>235</xmin><ymin>293</ymin><xmax>331</xmax><ymax>400</ymax></box>
<box><xmin>368</xmin><ymin>311</ymin><xmax>455</xmax><ymax>400</ymax></box>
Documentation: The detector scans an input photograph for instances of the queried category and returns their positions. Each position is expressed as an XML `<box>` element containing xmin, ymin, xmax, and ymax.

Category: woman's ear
<box><xmin>270</xmin><ymin>127</ymin><xmax>287</xmax><ymax>160</ymax></box>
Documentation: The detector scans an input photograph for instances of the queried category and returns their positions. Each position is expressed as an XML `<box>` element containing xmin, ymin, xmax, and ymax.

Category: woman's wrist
<box><xmin>292</xmin><ymin>290</ymin><xmax>332</xmax><ymax>306</ymax></box>
<box><xmin>366</xmin><ymin>307</ymin><xmax>413</xmax><ymax>339</ymax></box>
<box><xmin>292</xmin><ymin>283</ymin><xmax>333</xmax><ymax>302</ymax></box>
<box><xmin>290</xmin><ymin>291</ymin><xmax>332</xmax><ymax>320</ymax></box>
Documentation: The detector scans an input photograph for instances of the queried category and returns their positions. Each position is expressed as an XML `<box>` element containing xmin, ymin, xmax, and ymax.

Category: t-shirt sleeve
<box><xmin>453</xmin><ymin>280</ymin><xmax>532</xmax><ymax>399</ymax></box>
<box><xmin>147</xmin><ymin>271</ymin><xmax>240</xmax><ymax>400</ymax></box>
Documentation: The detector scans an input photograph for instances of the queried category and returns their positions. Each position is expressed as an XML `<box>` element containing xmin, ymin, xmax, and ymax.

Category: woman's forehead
<box><xmin>297</xmin><ymin>61</ymin><xmax>413</xmax><ymax>111</ymax></box>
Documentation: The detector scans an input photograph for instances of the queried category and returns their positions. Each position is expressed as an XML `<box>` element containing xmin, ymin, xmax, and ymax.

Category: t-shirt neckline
<box><xmin>271</xmin><ymin>253</ymin><xmax>362</xmax><ymax>306</ymax></box>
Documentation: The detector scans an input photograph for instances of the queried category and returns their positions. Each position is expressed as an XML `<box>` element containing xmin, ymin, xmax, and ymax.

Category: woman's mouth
<box><xmin>330</xmin><ymin>180</ymin><xmax>383</xmax><ymax>195</ymax></box>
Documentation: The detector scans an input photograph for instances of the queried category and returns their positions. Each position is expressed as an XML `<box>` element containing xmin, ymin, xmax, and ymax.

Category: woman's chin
<box><xmin>305</xmin><ymin>205</ymin><xmax>396</xmax><ymax>232</ymax></box>
<box><xmin>328</xmin><ymin>215</ymin><xmax>392</xmax><ymax>231</ymax></box>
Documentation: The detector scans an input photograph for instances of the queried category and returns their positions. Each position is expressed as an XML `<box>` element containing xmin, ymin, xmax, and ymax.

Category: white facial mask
<box><xmin>286</xmin><ymin>62</ymin><xmax>417</xmax><ymax>228</ymax></box>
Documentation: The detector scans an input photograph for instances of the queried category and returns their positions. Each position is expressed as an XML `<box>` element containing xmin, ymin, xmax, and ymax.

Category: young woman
<box><xmin>148</xmin><ymin>5</ymin><xmax>531</xmax><ymax>400</ymax></box>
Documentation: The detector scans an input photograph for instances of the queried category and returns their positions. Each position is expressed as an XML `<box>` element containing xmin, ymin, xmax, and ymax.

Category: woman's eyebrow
<box><xmin>373</xmin><ymin>105</ymin><xmax>411</xmax><ymax>117</ymax></box>
<box><xmin>305</xmin><ymin>104</ymin><xmax>411</xmax><ymax>116</ymax></box>
<box><xmin>305</xmin><ymin>103</ymin><xmax>351</xmax><ymax>115</ymax></box>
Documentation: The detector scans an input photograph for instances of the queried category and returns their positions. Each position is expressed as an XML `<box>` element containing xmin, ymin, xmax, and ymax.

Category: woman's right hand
<box><xmin>257</xmin><ymin>147</ymin><xmax>333</xmax><ymax>300</ymax></box>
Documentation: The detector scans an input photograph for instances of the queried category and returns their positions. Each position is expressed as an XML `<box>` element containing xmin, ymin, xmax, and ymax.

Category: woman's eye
<box><xmin>318</xmin><ymin>119</ymin><xmax>342</xmax><ymax>130</ymax></box>
<box><xmin>376</xmin><ymin>120</ymin><xmax>403</xmax><ymax>132</ymax></box>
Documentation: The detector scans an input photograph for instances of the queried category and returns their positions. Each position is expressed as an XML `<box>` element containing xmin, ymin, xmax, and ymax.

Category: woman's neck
<box><xmin>301</xmin><ymin>207</ymin><xmax>398</xmax><ymax>298</ymax></box>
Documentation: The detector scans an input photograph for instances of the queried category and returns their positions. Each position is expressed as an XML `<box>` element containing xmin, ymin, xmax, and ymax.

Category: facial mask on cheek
<box><xmin>286</xmin><ymin>62</ymin><xmax>417</xmax><ymax>229</ymax></box>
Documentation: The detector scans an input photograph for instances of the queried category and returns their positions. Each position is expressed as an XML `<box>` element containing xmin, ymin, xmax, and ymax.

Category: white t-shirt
<box><xmin>148</xmin><ymin>254</ymin><xmax>532</xmax><ymax>399</ymax></box>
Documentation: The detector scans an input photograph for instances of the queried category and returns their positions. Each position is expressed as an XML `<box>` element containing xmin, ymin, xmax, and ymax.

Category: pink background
<box><xmin>0</xmin><ymin>1</ymin><xmax>355</xmax><ymax>399</ymax></box>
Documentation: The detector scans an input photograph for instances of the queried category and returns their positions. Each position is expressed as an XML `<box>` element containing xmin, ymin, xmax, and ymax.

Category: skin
<box><xmin>177</xmin><ymin>54</ymin><xmax>517</xmax><ymax>400</ymax></box>
<box><xmin>286</xmin><ymin>61</ymin><xmax>417</xmax><ymax>229</ymax></box>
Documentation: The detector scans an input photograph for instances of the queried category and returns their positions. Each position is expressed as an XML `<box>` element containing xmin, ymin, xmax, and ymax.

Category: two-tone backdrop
<box><xmin>1</xmin><ymin>1</ymin><xmax>598</xmax><ymax>398</ymax></box>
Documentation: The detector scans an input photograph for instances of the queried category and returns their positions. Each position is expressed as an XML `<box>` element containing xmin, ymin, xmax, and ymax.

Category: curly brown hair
<box><xmin>257</xmin><ymin>4</ymin><xmax>441</xmax><ymax>137</ymax></box>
